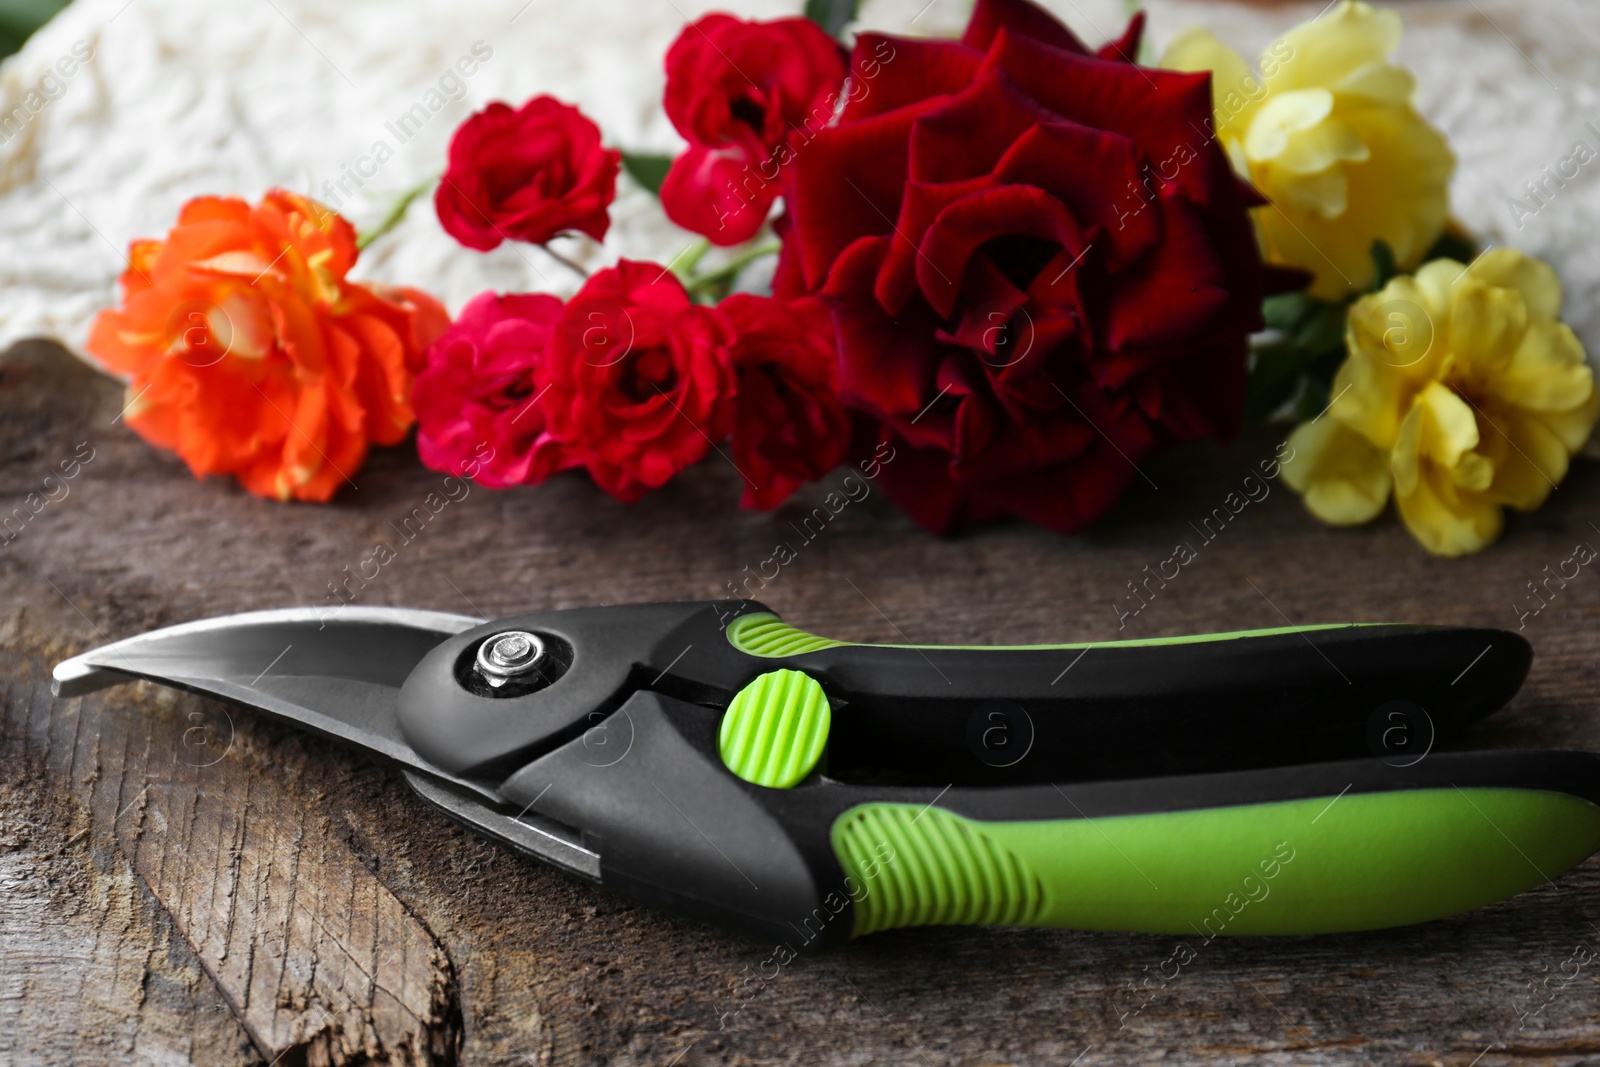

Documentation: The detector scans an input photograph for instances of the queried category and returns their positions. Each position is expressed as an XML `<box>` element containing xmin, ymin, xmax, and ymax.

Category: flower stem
<box><xmin>671</xmin><ymin>238</ymin><xmax>713</xmax><ymax>282</ymax></box>
<box><xmin>683</xmin><ymin>241</ymin><xmax>781</xmax><ymax>300</ymax></box>
<box><xmin>540</xmin><ymin>240</ymin><xmax>591</xmax><ymax>280</ymax></box>
<box><xmin>356</xmin><ymin>173</ymin><xmax>438</xmax><ymax>252</ymax></box>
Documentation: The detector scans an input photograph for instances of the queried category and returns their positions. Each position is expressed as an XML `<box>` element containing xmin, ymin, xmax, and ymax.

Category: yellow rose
<box><xmin>1282</xmin><ymin>249</ymin><xmax>1597</xmax><ymax>556</ymax></box>
<box><xmin>1163</xmin><ymin>1</ymin><xmax>1454</xmax><ymax>300</ymax></box>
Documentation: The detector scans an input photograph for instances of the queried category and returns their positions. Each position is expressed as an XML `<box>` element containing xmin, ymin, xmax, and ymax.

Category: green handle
<box><xmin>831</xmin><ymin>788</ymin><xmax>1600</xmax><ymax>937</ymax></box>
<box><xmin>725</xmin><ymin>612</ymin><xmax>1370</xmax><ymax>655</ymax></box>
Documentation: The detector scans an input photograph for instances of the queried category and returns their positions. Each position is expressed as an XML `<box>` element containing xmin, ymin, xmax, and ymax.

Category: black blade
<box><xmin>54</xmin><ymin>606</ymin><xmax>615</xmax><ymax>880</ymax></box>
<box><xmin>52</xmin><ymin>606</ymin><xmax>481</xmax><ymax>775</ymax></box>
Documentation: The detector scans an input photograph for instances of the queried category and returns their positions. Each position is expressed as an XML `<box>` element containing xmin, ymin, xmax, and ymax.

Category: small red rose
<box><xmin>721</xmin><ymin>294</ymin><xmax>849</xmax><ymax>510</ymax></box>
<box><xmin>540</xmin><ymin>260</ymin><xmax>738</xmax><ymax>501</ymax></box>
<box><xmin>413</xmin><ymin>291</ymin><xmax>575</xmax><ymax>488</ymax></box>
<box><xmin>660</xmin><ymin>14</ymin><xmax>846</xmax><ymax>245</ymax></box>
<box><xmin>436</xmin><ymin>96</ymin><xmax>621</xmax><ymax>251</ymax></box>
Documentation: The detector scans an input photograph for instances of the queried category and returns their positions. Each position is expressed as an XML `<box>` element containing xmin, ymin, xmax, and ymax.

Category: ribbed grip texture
<box><xmin>718</xmin><ymin>669</ymin><xmax>831</xmax><ymax>789</ymax></box>
<box><xmin>832</xmin><ymin>804</ymin><xmax>1047</xmax><ymax>937</ymax></box>
<box><xmin>726</xmin><ymin>613</ymin><xmax>846</xmax><ymax>657</ymax></box>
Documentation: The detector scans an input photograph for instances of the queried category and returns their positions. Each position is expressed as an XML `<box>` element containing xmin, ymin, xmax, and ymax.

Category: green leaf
<box><xmin>1294</xmin><ymin>376</ymin><xmax>1331</xmax><ymax>424</ymax></box>
<box><xmin>1370</xmin><ymin>240</ymin><xmax>1398</xmax><ymax>291</ymax></box>
<box><xmin>804</xmin><ymin>0</ymin><xmax>859</xmax><ymax>39</ymax></box>
<box><xmin>1293</xmin><ymin>343</ymin><xmax>1349</xmax><ymax>422</ymax></box>
<box><xmin>1250</xmin><ymin>291</ymin><xmax>1355</xmax><ymax>424</ymax></box>
<box><xmin>1422</xmin><ymin>228</ymin><xmax>1478</xmax><ymax>266</ymax></box>
<box><xmin>620</xmin><ymin>151</ymin><xmax>673</xmax><ymax>197</ymax></box>
<box><xmin>1262</xmin><ymin>292</ymin><xmax>1316</xmax><ymax>333</ymax></box>
<box><xmin>1292</xmin><ymin>300</ymin><xmax>1347</xmax><ymax>358</ymax></box>
<box><xmin>0</xmin><ymin>0</ymin><xmax>69</xmax><ymax>58</ymax></box>
<box><xmin>1244</xmin><ymin>340</ymin><xmax>1307</xmax><ymax>424</ymax></box>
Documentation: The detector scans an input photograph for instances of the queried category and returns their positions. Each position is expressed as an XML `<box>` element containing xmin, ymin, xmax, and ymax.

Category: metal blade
<box><xmin>52</xmin><ymin>606</ymin><xmax>482</xmax><ymax>774</ymax></box>
<box><xmin>54</xmin><ymin>606</ymin><xmax>604</xmax><ymax>877</ymax></box>
<box><xmin>402</xmin><ymin>772</ymin><xmax>602</xmax><ymax>882</ymax></box>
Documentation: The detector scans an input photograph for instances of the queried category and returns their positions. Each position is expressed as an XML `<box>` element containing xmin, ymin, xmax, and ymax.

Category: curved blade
<box><xmin>52</xmin><ymin>606</ymin><xmax>482</xmax><ymax>773</ymax></box>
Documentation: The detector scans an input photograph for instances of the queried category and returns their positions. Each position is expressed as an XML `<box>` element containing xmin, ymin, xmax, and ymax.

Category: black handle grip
<box><xmin>399</xmin><ymin>602</ymin><xmax>1529</xmax><ymax>787</ymax></box>
<box><xmin>659</xmin><ymin>606</ymin><xmax>1531</xmax><ymax>785</ymax></box>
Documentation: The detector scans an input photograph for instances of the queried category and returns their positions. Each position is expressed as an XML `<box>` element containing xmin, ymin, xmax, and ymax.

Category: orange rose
<box><xmin>87</xmin><ymin>190</ymin><xmax>448</xmax><ymax>501</ymax></box>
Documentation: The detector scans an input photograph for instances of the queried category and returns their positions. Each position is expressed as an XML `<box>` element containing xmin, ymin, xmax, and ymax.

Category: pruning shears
<box><xmin>52</xmin><ymin>601</ymin><xmax>1600</xmax><ymax>947</ymax></box>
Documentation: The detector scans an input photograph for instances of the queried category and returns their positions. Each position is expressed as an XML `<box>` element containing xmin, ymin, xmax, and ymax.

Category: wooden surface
<box><xmin>2</xmin><ymin>337</ymin><xmax>1599</xmax><ymax>1066</ymax></box>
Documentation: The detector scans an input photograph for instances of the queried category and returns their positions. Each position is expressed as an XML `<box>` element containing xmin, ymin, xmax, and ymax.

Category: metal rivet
<box><xmin>475</xmin><ymin>631</ymin><xmax>546</xmax><ymax>688</ymax></box>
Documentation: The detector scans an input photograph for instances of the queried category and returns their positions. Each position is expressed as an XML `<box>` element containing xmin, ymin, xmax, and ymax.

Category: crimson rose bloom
<box><xmin>413</xmin><ymin>291</ymin><xmax>574</xmax><ymax>488</ymax></box>
<box><xmin>540</xmin><ymin>260</ymin><xmax>738</xmax><ymax>501</ymax></box>
<box><xmin>722</xmin><ymin>294</ymin><xmax>849</xmax><ymax>510</ymax></box>
<box><xmin>660</xmin><ymin>14</ymin><xmax>846</xmax><ymax>246</ymax></box>
<box><xmin>780</xmin><ymin>0</ymin><xmax>1267</xmax><ymax>534</ymax></box>
<box><xmin>436</xmin><ymin>96</ymin><xmax>621</xmax><ymax>250</ymax></box>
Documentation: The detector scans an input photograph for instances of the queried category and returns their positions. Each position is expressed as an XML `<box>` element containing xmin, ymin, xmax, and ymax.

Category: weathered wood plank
<box><xmin>0</xmin><ymin>603</ymin><xmax>463</xmax><ymax>1065</ymax></box>
<box><xmin>0</xmin><ymin>751</ymin><xmax>260</xmax><ymax>1066</ymax></box>
<box><xmin>4</xmin><ymin>335</ymin><xmax>1600</xmax><ymax>1066</ymax></box>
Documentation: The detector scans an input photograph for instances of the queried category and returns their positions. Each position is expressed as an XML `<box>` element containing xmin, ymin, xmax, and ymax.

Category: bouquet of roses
<box><xmin>86</xmin><ymin>0</ymin><xmax>1595</xmax><ymax>557</ymax></box>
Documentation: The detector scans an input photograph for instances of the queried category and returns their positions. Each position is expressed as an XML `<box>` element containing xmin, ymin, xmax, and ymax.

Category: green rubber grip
<box><xmin>726</xmin><ymin>612</ymin><xmax>1370</xmax><ymax>656</ymax></box>
<box><xmin>831</xmin><ymin>789</ymin><xmax>1600</xmax><ymax>937</ymax></box>
<box><xmin>719</xmin><ymin>670</ymin><xmax>831</xmax><ymax>789</ymax></box>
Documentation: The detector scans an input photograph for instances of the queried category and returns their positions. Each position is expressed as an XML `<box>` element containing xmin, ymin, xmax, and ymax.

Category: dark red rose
<box><xmin>660</xmin><ymin>14</ymin><xmax>846</xmax><ymax>246</ymax></box>
<box><xmin>413</xmin><ymin>291</ymin><xmax>574</xmax><ymax>488</ymax></box>
<box><xmin>436</xmin><ymin>96</ymin><xmax>621</xmax><ymax>251</ymax></box>
<box><xmin>540</xmin><ymin>260</ymin><xmax>738</xmax><ymax>501</ymax></box>
<box><xmin>721</xmin><ymin>294</ymin><xmax>849</xmax><ymax>509</ymax></box>
<box><xmin>779</xmin><ymin>0</ymin><xmax>1267</xmax><ymax>535</ymax></box>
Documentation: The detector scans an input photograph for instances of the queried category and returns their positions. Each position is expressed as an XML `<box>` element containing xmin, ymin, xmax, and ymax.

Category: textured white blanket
<box><xmin>0</xmin><ymin>0</ymin><xmax>1595</xmax><ymax>377</ymax></box>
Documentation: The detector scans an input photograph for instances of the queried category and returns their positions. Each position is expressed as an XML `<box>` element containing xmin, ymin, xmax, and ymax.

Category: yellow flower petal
<box><xmin>1327</xmin><ymin>345</ymin><xmax>1406</xmax><ymax>448</ymax></box>
<box><xmin>1391</xmin><ymin>398</ymin><xmax>1501</xmax><ymax>555</ymax></box>
<box><xmin>1491</xmin><ymin>320</ymin><xmax>1592</xmax><ymax>413</ymax></box>
<box><xmin>1272</xmin><ymin>2</ymin><xmax>1403</xmax><ymax>94</ymax></box>
<box><xmin>1416</xmin><ymin>381</ymin><xmax>1482</xmax><ymax>468</ymax></box>
<box><xmin>1171</xmin><ymin>0</ymin><xmax>1453</xmax><ymax>299</ymax></box>
<box><xmin>1389</xmin><ymin>397</ymin><xmax>1423</xmax><ymax>499</ymax></box>
<box><xmin>1409</xmin><ymin>258</ymin><xmax>1468</xmax><ymax>320</ymax></box>
<box><xmin>1448</xmin><ymin>280</ymin><xmax>1528</xmax><ymax>379</ymax></box>
<box><xmin>1275</xmin><ymin>165</ymin><xmax>1350</xmax><ymax>219</ymax></box>
<box><xmin>1285</xmin><ymin>248</ymin><xmax>1593</xmax><ymax>557</ymax></box>
<box><xmin>1476</xmin><ymin>405</ymin><xmax>1567</xmax><ymax>511</ymax></box>
<box><xmin>1335</xmin><ymin>61</ymin><xmax>1415</xmax><ymax>104</ymax></box>
<box><xmin>1465</xmin><ymin>247</ymin><xmax>1562</xmax><ymax>321</ymax></box>
<box><xmin>1347</xmin><ymin>275</ymin><xmax>1443</xmax><ymax>386</ymax></box>
<box><xmin>1451</xmin><ymin>449</ymin><xmax>1495</xmax><ymax>493</ymax></box>
<box><xmin>1391</xmin><ymin>382</ymin><xmax>1479</xmax><ymax>497</ymax></box>
<box><xmin>1393</xmin><ymin>465</ymin><xmax>1503</xmax><ymax>557</ymax></box>
<box><xmin>1244</xmin><ymin>89</ymin><xmax>1335</xmax><ymax>162</ymax></box>
<box><xmin>1282</xmin><ymin>417</ymin><xmax>1393</xmax><ymax>525</ymax></box>
<box><xmin>1532</xmin><ymin>382</ymin><xmax>1600</xmax><ymax>454</ymax></box>
<box><xmin>1274</xmin><ymin>117</ymin><xmax>1370</xmax><ymax>175</ymax></box>
<box><xmin>1162</xmin><ymin>27</ymin><xmax>1261</xmax><ymax>137</ymax></box>
<box><xmin>1252</xmin><ymin>101</ymin><xmax>1453</xmax><ymax>298</ymax></box>
<box><xmin>1162</xmin><ymin>26</ymin><xmax>1247</xmax><ymax>79</ymax></box>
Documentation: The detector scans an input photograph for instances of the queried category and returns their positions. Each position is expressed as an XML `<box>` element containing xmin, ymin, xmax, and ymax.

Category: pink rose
<box><xmin>413</xmin><ymin>291</ymin><xmax>574</xmax><ymax>488</ymax></box>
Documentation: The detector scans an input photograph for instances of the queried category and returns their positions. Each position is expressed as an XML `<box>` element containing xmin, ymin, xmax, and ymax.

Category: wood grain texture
<box><xmin>0</xmin><ymin>742</ymin><xmax>259</xmax><ymax>1065</ymax></box>
<box><xmin>3</xmin><ymin>336</ymin><xmax>1599</xmax><ymax>1066</ymax></box>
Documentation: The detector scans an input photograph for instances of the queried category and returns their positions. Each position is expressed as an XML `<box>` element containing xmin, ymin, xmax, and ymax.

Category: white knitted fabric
<box><xmin>0</xmin><ymin>0</ymin><xmax>1595</xmax><ymax>377</ymax></box>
